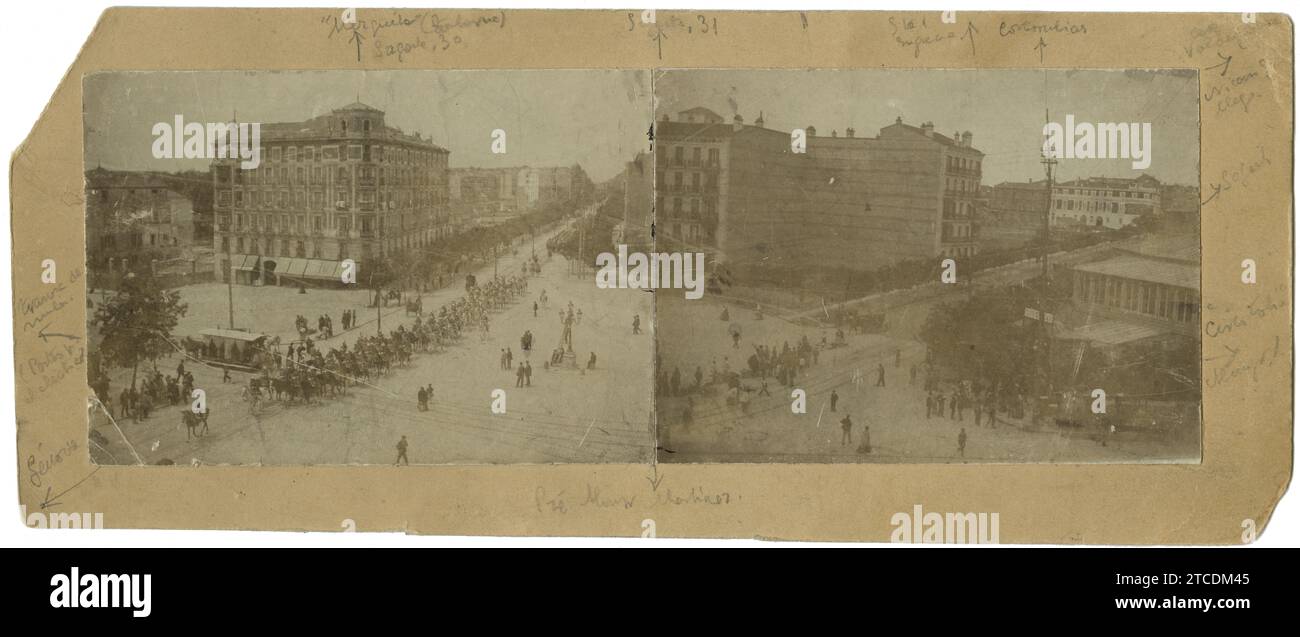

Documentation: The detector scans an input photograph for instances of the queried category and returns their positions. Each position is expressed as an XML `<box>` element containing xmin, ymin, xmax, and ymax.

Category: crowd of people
<box><xmin>245</xmin><ymin>274</ymin><xmax>532</xmax><ymax>409</ymax></box>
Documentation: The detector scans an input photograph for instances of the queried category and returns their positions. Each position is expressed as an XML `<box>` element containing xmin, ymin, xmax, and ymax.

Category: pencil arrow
<box><xmin>349</xmin><ymin>30</ymin><xmax>365</xmax><ymax>62</ymax></box>
<box><xmin>40</xmin><ymin>466</ymin><xmax>101</xmax><ymax>510</ymax></box>
<box><xmin>38</xmin><ymin>326</ymin><xmax>81</xmax><ymax>343</ymax></box>
<box><xmin>647</xmin><ymin>464</ymin><xmax>665</xmax><ymax>492</ymax></box>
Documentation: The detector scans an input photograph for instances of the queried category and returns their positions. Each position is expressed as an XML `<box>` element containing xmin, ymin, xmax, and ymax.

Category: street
<box><xmin>91</xmin><ymin>221</ymin><xmax>655</xmax><ymax>465</ymax></box>
<box><xmin>654</xmin><ymin>239</ymin><xmax>1200</xmax><ymax>464</ymax></box>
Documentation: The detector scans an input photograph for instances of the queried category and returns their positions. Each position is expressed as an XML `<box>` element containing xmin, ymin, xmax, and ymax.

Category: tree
<box><xmin>92</xmin><ymin>272</ymin><xmax>188</xmax><ymax>390</ymax></box>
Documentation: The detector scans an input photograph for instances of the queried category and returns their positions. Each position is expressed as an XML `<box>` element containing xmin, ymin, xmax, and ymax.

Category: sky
<box><xmin>655</xmin><ymin>68</ymin><xmax>1200</xmax><ymax>186</ymax></box>
<box><xmin>84</xmin><ymin>70</ymin><xmax>652</xmax><ymax>183</ymax></box>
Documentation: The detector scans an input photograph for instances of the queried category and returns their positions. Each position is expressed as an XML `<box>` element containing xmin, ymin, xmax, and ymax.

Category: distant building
<box><xmin>985</xmin><ymin>179</ymin><xmax>1051</xmax><ymax>250</ymax></box>
<box><xmin>449</xmin><ymin>164</ymin><xmax>592</xmax><ymax>228</ymax></box>
<box><xmin>211</xmin><ymin>101</ymin><xmax>451</xmax><ymax>285</ymax></box>
<box><xmin>654</xmin><ymin>108</ymin><xmax>984</xmax><ymax>272</ymax></box>
<box><xmin>86</xmin><ymin>167</ymin><xmax>197</xmax><ymax>276</ymax></box>
<box><xmin>1050</xmin><ymin>174</ymin><xmax>1162</xmax><ymax>230</ymax></box>
<box><xmin>614</xmin><ymin>152</ymin><xmax>653</xmax><ymax>247</ymax></box>
<box><xmin>1159</xmin><ymin>183</ymin><xmax>1200</xmax><ymax>223</ymax></box>
<box><xmin>992</xmin><ymin>179</ymin><xmax>1051</xmax><ymax>216</ymax></box>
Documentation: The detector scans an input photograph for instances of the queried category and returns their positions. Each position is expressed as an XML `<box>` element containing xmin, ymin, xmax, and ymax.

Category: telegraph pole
<box><xmin>226</xmin><ymin>236</ymin><xmax>235</xmax><ymax>329</ymax></box>
<box><xmin>223</xmin><ymin>169</ymin><xmax>236</xmax><ymax>330</ymax></box>
<box><xmin>1039</xmin><ymin>109</ymin><xmax>1058</xmax><ymax>399</ymax></box>
<box><xmin>1041</xmin><ymin>109</ymin><xmax>1057</xmax><ymax>280</ymax></box>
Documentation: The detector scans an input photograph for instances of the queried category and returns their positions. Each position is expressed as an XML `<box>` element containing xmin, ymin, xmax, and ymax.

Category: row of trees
<box><xmin>740</xmin><ymin>229</ymin><xmax>1116</xmax><ymax>303</ymax></box>
<box><xmin>373</xmin><ymin>196</ymin><xmax>587</xmax><ymax>290</ymax></box>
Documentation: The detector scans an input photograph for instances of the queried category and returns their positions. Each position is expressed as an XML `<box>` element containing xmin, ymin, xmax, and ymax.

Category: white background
<box><xmin>1</xmin><ymin>0</ymin><xmax>1295</xmax><ymax>548</ymax></box>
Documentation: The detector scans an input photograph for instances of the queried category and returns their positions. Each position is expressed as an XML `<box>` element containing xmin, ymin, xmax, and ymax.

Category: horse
<box><xmin>180</xmin><ymin>410</ymin><xmax>205</xmax><ymax>440</ymax></box>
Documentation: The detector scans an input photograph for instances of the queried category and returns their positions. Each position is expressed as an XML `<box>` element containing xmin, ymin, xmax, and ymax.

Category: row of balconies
<box><xmin>218</xmin><ymin>196</ymin><xmax>449</xmax><ymax>211</ymax></box>
<box><xmin>657</xmin><ymin>157</ymin><xmax>722</xmax><ymax>169</ymax></box>
<box><xmin>219</xmin><ymin>227</ymin><xmax>377</xmax><ymax>240</ymax></box>
<box><xmin>229</xmin><ymin>177</ymin><xmax>445</xmax><ymax>189</ymax></box>
<box><xmin>656</xmin><ymin>183</ymin><xmax>719</xmax><ymax>193</ymax></box>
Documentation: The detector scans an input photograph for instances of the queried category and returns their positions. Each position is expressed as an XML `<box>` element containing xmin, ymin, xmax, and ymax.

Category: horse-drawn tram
<box><xmin>189</xmin><ymin>328</ymin><xmax>271</xmax><ymax>372</ymax></box>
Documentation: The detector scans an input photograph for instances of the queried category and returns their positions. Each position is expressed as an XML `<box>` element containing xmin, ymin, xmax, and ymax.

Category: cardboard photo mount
<box><xmin>10</xmin><ymin>8</ymin><xmax>1294</xmax><ymax>543</ymax></box>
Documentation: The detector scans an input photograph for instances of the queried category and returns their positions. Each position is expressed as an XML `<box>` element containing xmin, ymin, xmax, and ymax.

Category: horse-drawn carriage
<box><xmin>190</xmin><ymin>328</ymin><xmax>271</xmax><ymax>373</ymax></box>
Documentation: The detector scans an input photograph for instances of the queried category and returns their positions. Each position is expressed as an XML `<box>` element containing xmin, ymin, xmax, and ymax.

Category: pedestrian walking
<box><xmin>856</xmin><ymin>425</ymin><xmax>872</xmax><ymax>454</ymax></box>
<box><xmin>632</xmin><ymin>314</ymin><xmax>642</xmax><ymax>335</ymax></box>
<box><xmin>876</xmin><ymin>363</ymin><xmax>886</xmax><ymax>387</ymax></box>
<box><xmin>957</xmin><ymin>428</ymin><xmax>967</xmax><ymax>458</ymax></box>
<box><xmin>516</xmin><ymin>362</ymin><xmax>526</xmax><ymax>388</ymax></box>
<box><xmin>525</xmin><ymin>361</ymin><xmax>533</xmax><ymax>386</ymax></box>
<box><xmin>417</xmin><ymin>386</ymin><xmax>428</xmax><ymax>411</ymax></box>
<box><xmin>840</xmin><ymin>413</ymin><xmax>854</xmax><ymax>447</ymax></box>
<box><xmin>396</xmin><ymin>436</ymin><xmax>409</xmax><ymax>465</ymax></box>
<box><xmin>830</xmin><ymin>389</ymin><xmax>839</xmax><ymax>412</ymax></box>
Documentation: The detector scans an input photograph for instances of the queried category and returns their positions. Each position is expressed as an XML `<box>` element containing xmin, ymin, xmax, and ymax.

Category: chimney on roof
<box><xmin>755</xmin><ymin>111</ymin><xmax>765</xmax><ymax>128</ymax></box>
<box><xmin>921</xmin><ymin>122</ymin><xmax>934</xmax><ymax>137</ymax></box>
<box><xmin>831</xmin><ymin>130</ymin><xmax>838</xmax><ymax>138</ymax></box>
<box><xmin>895</xmin><ymin>116</ymin><xmax>903</xmax><ymax>124</ymax></box>
<box><xmin>732</xmin><ymin>113</ymin><xmax>744</xmax><ymax>131</ymax></box>
<box><xmin>846</xmin><ymin>127</ymin><xmax>855</xmax><ymax>138</ymax></box>
<box><xmin>807</xmin><ymin>125</ymin><xmax>817</xmax><ymax>137</ymax></box>
<box><xmin>961</xmin><ymin>131</ymin><xmax>973</xmax><ymax>147</ymax></box>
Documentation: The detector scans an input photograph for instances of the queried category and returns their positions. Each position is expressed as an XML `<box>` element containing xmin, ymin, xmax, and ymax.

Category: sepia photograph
<box><xmin>653</xmin><ymin>68</ymin><xmax>1201</xmax><ymax>463</ymax></box>
<box><xmin>82</xmin><ymin>69</ymin><xmax>656</xmax><ymax>465</ymax></box>
<box><xmin>5</xmin><ymin>0</ymin><xmax>1297</xmax><ymax>563</ymax></box>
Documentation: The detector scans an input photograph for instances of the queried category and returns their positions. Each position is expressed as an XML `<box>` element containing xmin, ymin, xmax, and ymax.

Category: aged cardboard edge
<box><xmin>8</xmin><ymin>8</ymin><xmax>1295</xmax><ymax>543</ymax></box>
